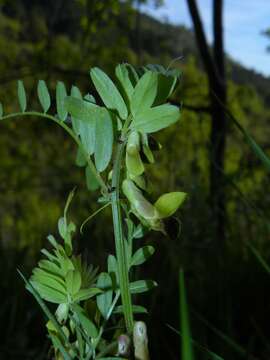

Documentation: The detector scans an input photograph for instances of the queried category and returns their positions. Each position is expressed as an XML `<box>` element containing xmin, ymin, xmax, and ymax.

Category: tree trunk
<box><xmin>186</xmin><ymin>0</ymin><xmax>227</xmax><ymax>246</ymax></box>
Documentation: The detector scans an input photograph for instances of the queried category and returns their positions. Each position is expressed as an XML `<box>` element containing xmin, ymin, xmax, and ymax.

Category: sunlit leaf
<box><xmin>132</xmin><ymin>103</ymin><xmax>180</xmax><ymax>133</ymax></box>
<box><xmin>115</xmin><ymin>63</ymin><xmax>134</xmax><ymax>104</ymax></box>
<box><xmin>130</xmin><ymin>71</ymin><xmax>158</xmax><ymax>116</ymax></box>
<box><xmin>90</xmin><ymin>67</ymin><xmax>128</xmax><ymax>119</ymax></box>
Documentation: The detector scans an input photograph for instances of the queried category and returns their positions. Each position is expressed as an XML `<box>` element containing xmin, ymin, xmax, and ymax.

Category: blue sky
<box><xmin>140</xmin><ymin>0</ymin><xmax>270</xmax><ymax>77</ymax></box>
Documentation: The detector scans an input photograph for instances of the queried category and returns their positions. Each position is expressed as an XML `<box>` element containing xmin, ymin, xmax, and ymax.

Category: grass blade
<box><xmin>248</xmin><ymin>242</ymin><xmax>270</xmax><ymax>275</ymax></box>
<box><xmin>167</xmin><ymin>324</ymin><xmax>224</xmax><ymax>360</ymax></box>
<box><xmin>192</xmin><ymin>309</ymin><xmax>258</xmax><ymax>359</ymax></box>
<box><xmin>179</xmin><ymin>269</ymin><xmax>194</xmax><ymax>360</ymax></box>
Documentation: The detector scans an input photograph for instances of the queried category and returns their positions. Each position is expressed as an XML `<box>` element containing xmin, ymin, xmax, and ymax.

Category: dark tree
<box><xmin>186</xmin><ymin>0</ymin><xmax>227</xmax><ymax>248</ymax></box>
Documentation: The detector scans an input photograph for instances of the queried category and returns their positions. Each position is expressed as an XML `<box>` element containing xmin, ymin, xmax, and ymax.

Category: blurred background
<box><xmin>0</xmin><ymin>0</ymin><xmax>270</xmax><ymax>358</ymax></box>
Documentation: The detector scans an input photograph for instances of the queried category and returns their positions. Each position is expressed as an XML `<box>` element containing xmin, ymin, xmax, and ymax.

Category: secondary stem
<box><xmin>111</xmin><ymin>137</ymin><xmax>134</xmax><ymax>334</ymax></box>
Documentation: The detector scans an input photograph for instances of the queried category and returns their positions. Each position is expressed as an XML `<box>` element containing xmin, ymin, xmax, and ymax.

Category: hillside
<box><xmin>126</xmin><ymin>11</ymin><xmax>270</xmax><ymax>103</ymax></box>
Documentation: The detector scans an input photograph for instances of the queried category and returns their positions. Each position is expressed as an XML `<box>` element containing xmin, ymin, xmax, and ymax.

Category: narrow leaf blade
<box><xmin>56</xmin><ymin>81</ymin><xmax>68</xmax><ymax>121</ymax></box>
<box><xmin>37</xmin><ymin>80</ymin><xmax>51</xmax><ymax>113</ymax></box>
<box><xmin>17</xmin><ymin>80</ymin><xmax>27</xmax><ymax>112</ymax></box>
<box><xmin>90</xmin><ymin>67</ymin><xmax>128</xmax><ymax>119</ymax></box>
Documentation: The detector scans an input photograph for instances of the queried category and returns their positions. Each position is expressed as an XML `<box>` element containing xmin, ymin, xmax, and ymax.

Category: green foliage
<box><xmin>0</xmin><ymin>61</ymin><xmax>183</xmax><ymax>358</ymax></box>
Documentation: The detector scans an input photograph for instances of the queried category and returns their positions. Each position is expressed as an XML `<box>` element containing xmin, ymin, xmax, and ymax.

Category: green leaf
<box><xmin>75</xmin><ymin>148</ymin><xmax>87</xmax><ymax>167</ymax></box>
<box><xmin>30</xmin><ymin>280</ymin><xmax>67</xmax><ymax>304</ymax></box>
<box><xmin>66</xmin><ymin>270</ymin><xmax>82</xmax><ymax>296</ymax></box>
<box><xmin>85</xmin><ymin>165</ymin><xmax>100</xmax><ymax>191</ymax></box>
<box><xmin>94</xmin><ymin>108</ymin><xmax>113</xmax><ymax>172</ymax></box>
<box><xmin>155</xmin><ymin>192</ymin><xmax>187</xmax><ymax>218</ymax></box>
<box><xmin>73</xmin><ymin>287</ymin><xmax>102</xmax><ymax>302</ymax></box>
<box><xmin>131</xmin><ymin>246</ymin><xmax>155</xmax><ymax>266</ymax></box>
<box><xmin>130</xmin><ymin>71</ymin><xmax>158</xmax><ymax>116</ymax></box>
<box><xmin>90</xmin><ymin>67</ymin><xmax>128</xmax><ymax>119</ymax></box>
<box><xmin>65</xmin><ymin>96</ymin><xmax>100</xmax><ymax>123</ymax></box>
<box><xmin>32</xmin><ymin>268</ymin><xmax>66</xmax><ymax>290</ymax></box>
<box><xmin>49</xmin><ymin>333</ymin><xmax>72</xmax><ymax>360</ymax></box>
<box><xmin>56</xmin><ymin>81</ymin><xmax>68</xmax><ymax>121</ymax></box>
<box><xmin>133</xmin><ymin>224</ymin><xmax>146</xmax><ymax>239</ymax></box>
<box><xmin>17</xmin><ymin>80</ymin><xmax>27</xmax><ymax>112</ymax></box>
<box><xmin>37</xmin><ymin>80</ymin><xmax>51</xmax><ymax>113</ymax></box>
<box><xmin>38</xmin><ymin>260</ymin><xmax>62</xmax><ymax>277</ymax></box>
<box><xmin>72</xmin><ymin>304</ymin><xmax>98</xmax><ymax>338</ymax></box>
<box><xmin>154</xmin><ymin>73</ymin><xmax>178</xmax><ymax>105</ymax></box>
<box><xmin>132</xmin><ymin>103</ymin><xmax>180</xmax><ymax>133</ymax></box>
<box><xmin>129</xmin><ymin>279</ymin><xmax>157</xmax><ymax>294</ymax></box>
<box><xmin>115</xmin><ymin>63</ymin><xmax>134</xmax><ymax>103</ymax></box>
<box><xmin>70</xmin><ymin>86</ymin><xmax>83</xmax><ymax>135</ymax></box>
<box><xmin>97</xmin><ymin>272</ymin><xmax>113</xmax><ymax>319</ymax></box>
<box><xmin>66</xmin><ymin>96</ymin><xmax>97</xmax><ymax>155</ymax></box>
<box><xmin>114</xmin><ymin>305</ymin><xmax>147</xmax><ymax>314</ymax></box>
<box><xmin>107</xmin><ymin>254</ymin><xmax>118</xmax><ymax>288</ymax></box>
<box><xmin>179</xmin><ymin>269</ymin><xmax>194</xmax><ymax>360</ymax></box>
<box><xmin>0</xmin><ymin>102</ymin><xmax>3</xmax><ymax>117</ymax></box>
<box><xmin>18</xmin><ymin>270</ymin><xmax>71</xmax><ymax>351</ymax></box>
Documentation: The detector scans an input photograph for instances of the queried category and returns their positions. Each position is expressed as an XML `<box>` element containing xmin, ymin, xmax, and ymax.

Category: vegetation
<box><xmin>0</xmin><ymin>1</ymin><xmax>270</xmax><ymax>359</ymax></box>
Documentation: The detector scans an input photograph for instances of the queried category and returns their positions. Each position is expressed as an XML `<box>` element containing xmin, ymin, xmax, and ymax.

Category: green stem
<box><xmin>111</xmin><ymin>138</ymin><xmax>134</xmax><ymax>334</ymax></box>
<box><xmin>0</xmin><ymin>111</ymin><xmax>108</xmax><ymax>194</ymax></box>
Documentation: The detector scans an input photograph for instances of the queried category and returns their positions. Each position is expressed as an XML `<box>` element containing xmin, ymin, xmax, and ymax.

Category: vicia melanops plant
<box><xmin>0</xmin><ymin>63</ymin><xmax>186</xmax><ymax>359</ymax></box>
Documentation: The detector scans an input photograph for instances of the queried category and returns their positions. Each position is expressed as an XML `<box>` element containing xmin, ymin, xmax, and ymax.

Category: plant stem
<box><xmin>0</xmin><ymin>112</ymin><xmax>108</xmax><ymax>194</ymax></box>
<box><xmin>111</xmin><ymin>138</ymin><xmax>134</xmax><ymax>334</ymax></box>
